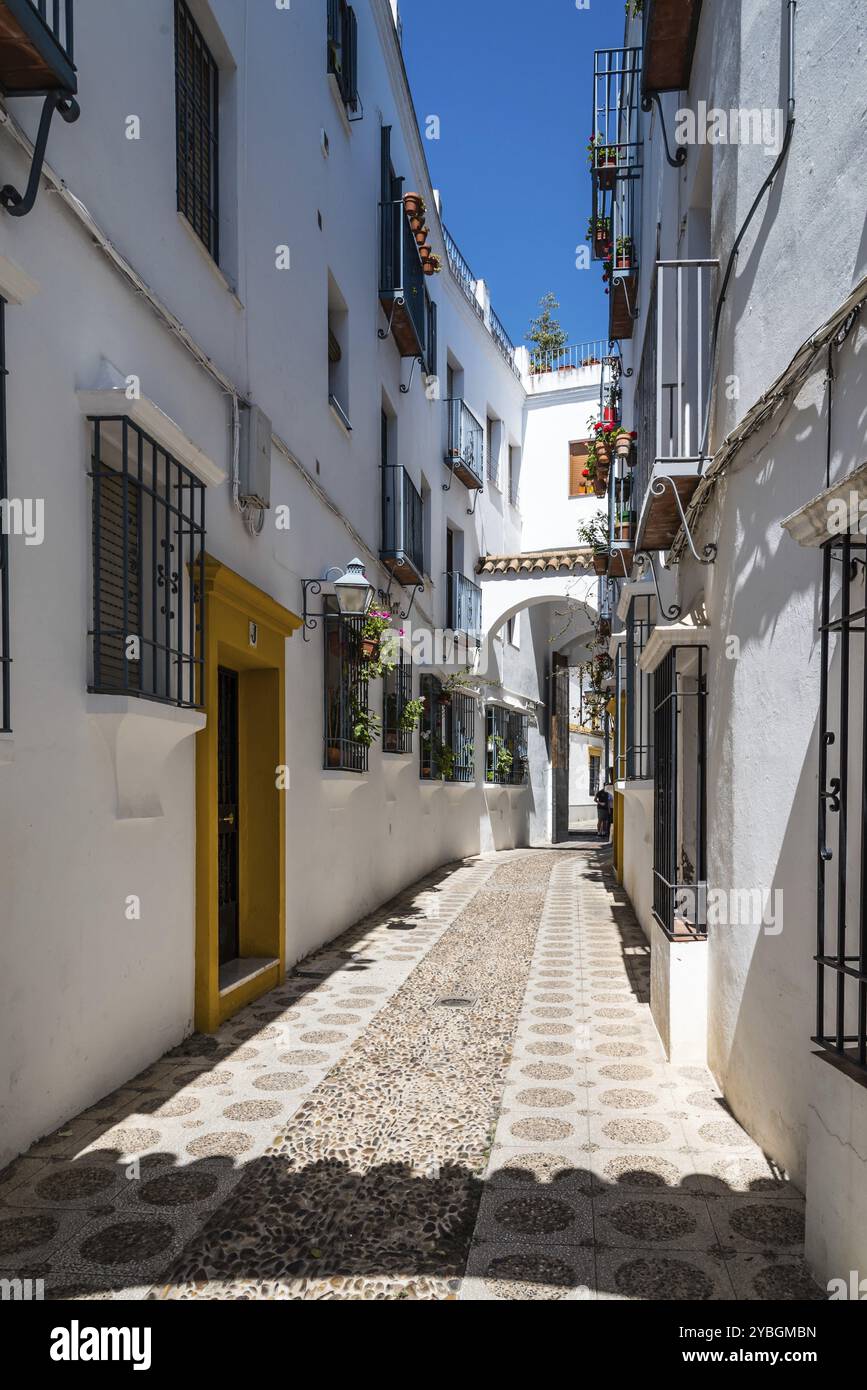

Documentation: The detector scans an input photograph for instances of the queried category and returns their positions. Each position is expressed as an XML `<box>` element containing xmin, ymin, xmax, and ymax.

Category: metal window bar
<box><xmin>446</xmin><ymin>572</ymin><xmax>482</xmax><ymax>641</ymax></box>
<box><xmin>381</xmin><ymin>464</ymin><xmax>424</xmax><ymax>581</ymax></box>
<box><xmin>450</xmin><ymin>691</ymin><xmax>476</xmax><ymax>782</ymax></box>
<box><xmin>486</xmin><ymin>705</ymin><xmax>529</xmax><ymax>786</ymax></box>
<box><xmin>626</xmin><ymin>594</ymin><xmax>653</xmax><ymax>780</ymax></box>
<box><xmin>652</xmin><ymin>646</ymin><xmax>708</xmax><ymax>938</ymax></box>
<box><xmin>88</xmin><ymin>416</ymin><xmax>205</xmax><ymax>709</ymax></box>
<box><xmin>591</xmin><ymin>47</ymin><xmax>643</xmax><ymax>179</ymax></box>
<box><xmin>175</xmin><ymin>0</ymin><xmax>219</xmax><ymax>262</ymax></box>
<box><xmin>324</xmin><ymin>611</ymin><xmax>368</xmax><ymax>773</ymax></box>
<box><xmin>326</xmin><ymin>0</ymin><xmax>359</xmax><ymax>113</ymax></box>
<box><xmin>614</xmin><ymin>642</ymin><xmax>628</xmax><ymax>781</ymax></box>
<box><xmin>446</xmin><ymin>399</ymin><xmax>484</xmax><ymax>488</ymax></box>
<box><xmin>419</xmin><ymin>673</ymin><xmax>446</xmax><ymax>780</ymax></box>
<box><xmin>0</xmin><ymin>299</ymin><xmax>10</xmax><ymax>732</ymax></box>
<box><xmin>383</xmin><ymin>647</ymin><xmax>413</xmax><ymax>755</ymax></box>
<box><xmin>632</xmin><ymin>288</ymin><xmax>658</xmax><ymax>529</ymax></box>
<box><xmin>815</xmin><ymin>533</ymin><xmax>867</xmax><ymax>1073</ymax></box>
<box><xmin>594</xmin><ymin>168</ymin><xmax>641</xmax><ymax>279</ymax></box>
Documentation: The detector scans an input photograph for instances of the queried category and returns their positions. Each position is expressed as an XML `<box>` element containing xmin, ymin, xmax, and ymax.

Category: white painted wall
<box><xmin>0</xmin><ymin>0</ymin><xmax>599</xmax><ymax>1162</ymax></box>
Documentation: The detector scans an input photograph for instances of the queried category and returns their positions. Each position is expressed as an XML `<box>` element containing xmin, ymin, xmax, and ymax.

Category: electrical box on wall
<box><xmin>240</xmin><ymin>404</ymin><xmax>272</xmax><ymax>510</ymax></box>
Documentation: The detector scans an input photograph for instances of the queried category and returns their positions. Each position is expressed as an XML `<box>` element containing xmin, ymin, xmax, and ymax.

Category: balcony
<box><xmin>633</xmin><ymin>259</ymin><xmax>718</xmax><ymax>553</ymax></box>
<box><xmin>381</xmin><ymin>464</ymin><xmax>425</xmax><ymax>588</ymax></box>
<box><xmin>379</xmin><ymin>197</ymin><xmax>436</xmax><ymax>371</ymax></box>
<box><xmin>641</xmin><ymin>0</ymin><xmax>704</xmax><ymax>97</ymax></box>
<box><xmin>445</xmin><ymin>398</ymin><xmax>484</xmax><ymax>491</ymax></box>
<box><xmin>606</xmin><ymin>177</ymin><xmax>640</xmax><ymax>342</ymax></box>
<box><xmin>446</xmin><ymin>572</ymin><xmax>482</xmax><ymax>641</ymax></box>
<box><xmin>0</xmin><ymin>0</ymin><xmax>75</xmax><ymax>97</ymax></box>
<box><xmin>590</xmin><ymin>47</ymin><xmax>642</xmax><ymax>190</ymax></box>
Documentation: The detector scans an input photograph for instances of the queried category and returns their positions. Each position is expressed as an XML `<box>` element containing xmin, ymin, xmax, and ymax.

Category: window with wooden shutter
<box><xmin>569</xmin><ymin>441</ymin><xmax>593</xmax><ymax>497</ymax></box>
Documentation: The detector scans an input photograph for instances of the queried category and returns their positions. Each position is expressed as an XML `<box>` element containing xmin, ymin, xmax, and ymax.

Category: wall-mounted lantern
<box><xmin>301</xmin><ymin>557</ymin><xmax>374</xmax><ymax>641</ymax></box>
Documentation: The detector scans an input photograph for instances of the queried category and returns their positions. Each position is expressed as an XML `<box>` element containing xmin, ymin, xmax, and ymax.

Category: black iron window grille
<box><xmin>450</xmin><ymin>690</ymin><xmax>476</xmax><ymax>782</ymax></box>
<box><xmin>589</xmin><ymin>751</ymin><xmax>601</xmax><ymax>797</ymax></box>
<box><xmin>383</xmin><ymin>647</ymin><xmax>413</xmax><ymax>755</ymax></box>
<box><xmin>486</xmin><ymin>705</ymin><xmax>529</xmax><ymax>786</ymax></box>
<box><xmin>445</xmin><ymin>399</ymin><xmax>484</xmax><ymax>490</ymax></box>
<box><xmin>652</xmin><ymin>645</ymin><xmax>707</xmax><ymax>938</ymax></box>
<box><xmin>816</xmin><ymin>533</ymin><xmax>867</xmax><ymax>1074</ymax></box>
<box><xmin>614</xmin><ymin>639</ymin><xmax>628</xmax><ymax>781</ymax></box>
<box><xmin>175</xmin><ymin>0</ymin><xmax>219</xmax><ymax>262</ymax></box>
<box><xmin>0</xmin><ymin>299</ymin><xmax>10</xmax><ymax>732</ymax></box>
<box><xmin>419</xmin><ymin>676</ymin><xmax>475</xmax><ymax>782</ymax></box>
<box><xmin>327</xmin><ymin>0</ymin><xmax>359</xmax><ymax>115</ymax></box>
<box><xmin>324</xmin><ymin>608</ymin><xmax>368</xmax><ymax>773</ymax></box>
<box><xmin>446</xmin><ymin>571</ymin><xmax>482</xmax><ymax>642</ymax></box>
<box><xmin>626</xmin><ymin>593</ymin><xmax>653</xmax><ymax>780</ymax></box>
<box><xmin>89</xmin><ymin>417</ymin><xmax>205</xmax><ymax>708</ymax></box>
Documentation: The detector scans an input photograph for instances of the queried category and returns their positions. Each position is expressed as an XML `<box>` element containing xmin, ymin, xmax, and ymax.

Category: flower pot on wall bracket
<box><xmin>414</xmin><ymin>226</ymin><xmax>429</xmax><ymax>246</ymax></box>
<box><xmin>593</xmin><ymin>550</ymin><xmax>610</xmax><ymax>576</ymax></box>
<box><xmin>404</xmin><ymin>193</ymin><xmax>425</xmax><ymax>217</ymax></box>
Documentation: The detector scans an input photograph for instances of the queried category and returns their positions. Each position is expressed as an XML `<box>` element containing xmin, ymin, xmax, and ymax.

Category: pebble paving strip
<box><xmin>150</xmin><ymin>851</ymin><xmax>571</xmax><ymax>1299</ymax></box>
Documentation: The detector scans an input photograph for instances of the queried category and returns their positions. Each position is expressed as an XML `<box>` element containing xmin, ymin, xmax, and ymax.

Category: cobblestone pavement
<box><xmin>0</xmin><ymin>848</ymin><xmax>824</xmax><ymax>1301</ymax></box>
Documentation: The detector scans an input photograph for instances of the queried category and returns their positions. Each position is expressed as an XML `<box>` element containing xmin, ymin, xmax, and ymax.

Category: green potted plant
<box><xmin>400</xmin><ymin>696</ymin><xmax>427</xmax><ymax>734</ymax></box>
<box><xmin>360</xmin><ymin>609</ymin><xmax>398</xmax><ymax>680</ymax></box>
<box><xmin>434</xmin><ymin>741</ymin><xmax>456</xmax><ymax>780</ymax></box>
<box><xmin>352</xmin><ymin>702</ymin><xmax>382</xmax><ymax>748</ymax></box>
<box><xmin>615</xmin><ymin>236</ymin><xmax>634</xmax><ymax>270</ymax></box>
<box><xmin>578</xmin><ymin>511</ymin><xmax>610</xmax><ymax>575</ymax></box>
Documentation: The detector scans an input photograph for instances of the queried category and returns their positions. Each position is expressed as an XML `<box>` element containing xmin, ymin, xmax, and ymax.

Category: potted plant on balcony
<box><xmin>496</xmin><ymin>739</ymin><xmax>514</xmax><ymax>781</ymax></box>
<box><xmin>615</xmin><ymin>510</ymin><xmax>633</xmax><ymax>543</ymax></box>
<box><xmin>352</xmin><ymin>702</ymin><xmax>382</xmax><ymax>749</ymax></box>
<box><xmin>423</xmin><ymin>254</ymin><xmax>442</xmax><ymax>276</ymax></box>
<box><xmin>400</xmin><ymin>696</ymin><xmax>427</xmax><ymax>734</ymax></box>
<box><xmin>578</xmin><ymin>512</ymin><xmax>610</xmax><ymax>575</ymax></box>
<box><xmin>404</xmin><ymin>192</ymin><xmax>426</xmax><ymax>218</ymax></box>
<box><xmin>360</xmin><ymin>608</ymin><xmax>398</xmax><ymax>677</ymax></box>
<box><xmin>615</xmin><ymin>237</ymin><xmax>634</xmax><ymax>270</ymax></box>
<box><xmin>613</xmin><ymin>427</ymin><xmax>637</xmax><ymax>461</ymax></box>
<box><xmin>594</xmin><ymin>422</ymin><xmax>612</xmax><ymax>469</ymax></box>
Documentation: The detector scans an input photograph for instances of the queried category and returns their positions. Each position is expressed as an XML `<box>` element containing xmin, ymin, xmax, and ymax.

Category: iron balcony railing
<box><xmin>0</xmin><ymin>0</ymin><xmax>76</xmax><ymax>94</ymax></box>
<box><xmin>528</xmin><ymin>341</ymin><xmax>608</xmax><ymax>375</ymax></box>
<box><xmin>381</xmin><ymin>463</ymin><xmax>424</xmax><ymax>585</ymax></box>
<box><xmin>442</xmin><ymin>225</ymin><xmax>484</xmax><ymax>321</ymax></box>
<box><xmin>445</xmin><ymin>398</ymin><xmax>484</xmax><ymax>489</ymax></box>
<box><xmin>591</xmin><ymin>46</ymin><xmax>642</xmax><ymax>183</ymax></box>
<box><xmin>446</xmin><ymin>571</ymin><xmax>482</xmax><ymax>640</ymax></box>
<box><xmin>489</xmin><ymin>305</ymin><xmax>521</xmax><ymax>378</ymax></box>
<box><xmin>632</xmin><ymin>260</ymin><xmax>718</xmax><ymax>544</ymax></box>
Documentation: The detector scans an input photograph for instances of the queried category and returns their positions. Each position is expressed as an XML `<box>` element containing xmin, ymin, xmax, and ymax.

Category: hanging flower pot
<box><xmin>596</xmin><ymin>439</ymin><xmax>611</xmax><ymax>467</ymax></box>
<box><xmin>614</xmin><ymin>433</ymin><xmax>632</xmax><ymax>460</ymax></box>
<box><xmin>414</xmin><ymin>225</ymin><xmax>429</xmax><ymax>246</ymax></box>
<box><xmin>593</xmin><ymin>549</ymin><xmax>610</xmax><ymax>576</ymax></box>
<box><xmin>409</xmin><ymin>214</ymin><xmax>425</xmax><ymax>234</ymax></box>
<box><xmin>418</xmin><ymin>244</ymin><xmax>433</xmax><ymax>263</ymax></box>
<box><xmin>602</xmin><ymin>404</ymin><xmax>618</xmax><ymax>426</ymax></box>
<box><xmin>404</xmin><ymin>192</ymin><xmax>425</xmax><ymax>218</ymax></box>
<box><xmin>422</xmin><ymin>254</ymin><xmax>442</xmax><ymax>275</ymax></box>
<box><xmin>361</xmin><ymin>635</ymin><xmax>379</xmax><ymax>661</ymax></box>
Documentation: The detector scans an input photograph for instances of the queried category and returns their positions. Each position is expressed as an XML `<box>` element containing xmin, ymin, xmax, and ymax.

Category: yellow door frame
<box><xmin>195</xmin><ymin>555</ymin><xmax>302</xmax><ymax>1032</ymax></box>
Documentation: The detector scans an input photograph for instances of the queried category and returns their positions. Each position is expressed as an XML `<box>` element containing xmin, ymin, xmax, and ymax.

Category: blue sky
<box><xmin>401</xmin><ymin>0</ymin><xmax>624</xmax><ymax>351</ymax></box>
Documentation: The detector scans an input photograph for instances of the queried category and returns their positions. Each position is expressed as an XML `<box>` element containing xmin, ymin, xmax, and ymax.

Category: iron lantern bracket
<box><xmin>300</xmin><ymin>578</ymin><xmax>327</xmax><ymax>642</ymax></box>
<box><xmin>1</xmin><ymin>91</ymin><xmax>80</xmax><ymax>218</ymax></box>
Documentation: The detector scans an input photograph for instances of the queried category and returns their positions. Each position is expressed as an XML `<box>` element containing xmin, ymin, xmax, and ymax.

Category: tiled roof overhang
<box><xmin>476</xmin><ymin>548</ymin><xmax>594</xmax><ymax>576</ymax></box>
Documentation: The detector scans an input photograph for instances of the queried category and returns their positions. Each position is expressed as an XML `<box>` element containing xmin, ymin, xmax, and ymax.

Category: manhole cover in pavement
<box><xmin>435</xmin><ymin>997</ymin><xmax>475</xmax><ymax>1009</ymax></box>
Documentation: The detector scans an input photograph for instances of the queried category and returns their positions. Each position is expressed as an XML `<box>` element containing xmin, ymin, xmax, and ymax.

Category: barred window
<box><xmin>89</xmin><ymin>417</ymin><xmax>205</xmax><ymax>708</ymax></box>
<box><xmin>486</xmin><ymin>705</ymin><xmax>529</xmax><ymax>785</ymax></box>
<box><xmin>327</xmin><ymin>0</ymin><xmax>359</xmax><ymax>114</ymax></box>
<box><xmin>419</xmin><ymin>676</ymin><xmax>476</xmax><ymax>782</ymax></box>
<box><xmin>383</xmin><ymin>647</ymin><xmax>413</xmax><ymax>755</ymax></box>
<box><xmin>652</xmin><ymin>646</ymin><xmax>708</xmax><ymax>938</ymax></box>
<box><xmin>175</xmin><ymin>0</ymin><xmax>220</xmax><ymax>261</ymax></box>
<box><xmin>324</xmin><ymin>610</ymin><xmax>368</xmax><ymax>773</ymax></box>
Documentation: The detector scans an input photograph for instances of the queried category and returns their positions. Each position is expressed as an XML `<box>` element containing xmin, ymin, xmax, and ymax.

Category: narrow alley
<box><xmin>0</xmin><ymin>848</ymin><xmax>823</xmax><ymax>1302</ymax></box>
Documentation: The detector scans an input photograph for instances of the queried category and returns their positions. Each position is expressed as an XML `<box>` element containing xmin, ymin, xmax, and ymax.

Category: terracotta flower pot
<box><xmin>404</xmin><ymin>192</ymin><xmax>425</xmax><ymax>217</ymax></box>
<box><xmin>614</xmin><ymin>434</ymin><xmax>632</xmax><ymax>459</ymax></box>
<box><xmin>327</xmin><ymin>745</ymin><xmax>341</xmax><ymax>768</ymax></box>
<box><xmin>423</xmin><ymin>257</ymin><xmax>441</xmax><ymax>276</ymax></box>
<box><xmin>418</xmin><ymin>244</ymin><xmax>433</xmax><ymax>263</ymax></box>
<box><xmin>596</xmin><ymin>441</ymin><xmax>611</xmax><ymax>467</ymax></box>
<box><xmin>593</xmin><ymin>479</ymin><xmax>608</xmax><ymax>499</ymax></box>
<box><xmin>593</xmin><ymin>551</ymin><xmax>609</xmax><ymax>575</ymax></box>
<box><xmin>361</xmin><ymin>636</ymin><xmax>379</xmax><ymax>661</ymax></box>
<box><xmin>414</xmin><ymin>226</ymin><xmax>429</xmax><ymax>246</ymax></box>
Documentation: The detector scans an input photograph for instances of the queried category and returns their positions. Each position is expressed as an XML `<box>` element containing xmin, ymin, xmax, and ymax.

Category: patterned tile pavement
<box><xmin>0</xmin><ymin>846</ymin><xmax>826</xmax><ymax>1301</ymax></box>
